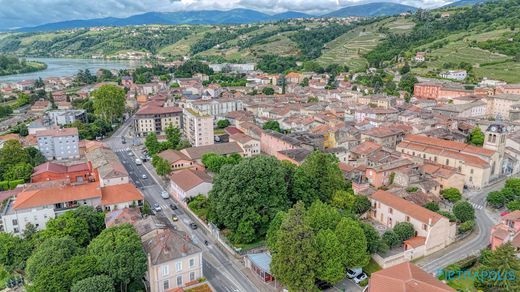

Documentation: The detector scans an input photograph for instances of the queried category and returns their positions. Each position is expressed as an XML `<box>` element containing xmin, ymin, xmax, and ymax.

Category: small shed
<box><xmin>245</xmin><ymin>252</ymin><xmax>274</xmax><ymax>282</ymax></box>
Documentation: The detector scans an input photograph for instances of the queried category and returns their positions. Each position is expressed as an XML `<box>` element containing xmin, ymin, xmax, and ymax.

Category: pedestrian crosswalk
<box><xmin>470</xmin><ymin>202</ymin><xmax>484</xmax><ymax>210</ymax></box>
<box><xmin>114</xmin><ymin>147</ymin><xmax>132</xmax><ymax>153</ymax></box>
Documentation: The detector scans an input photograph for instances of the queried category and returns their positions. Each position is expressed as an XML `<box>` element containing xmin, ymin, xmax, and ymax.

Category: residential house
<box><xmin>180</xmin><ymin>142</ymin><xmax>244</xmax><ymax>163</ymax></box>
<box><xmin>85</xmin><ymin>142</ymin><xmax>129</xmax><ymax>187</ymax></box>
<box><xmin>229</xmin><ymin>133</ymin><xmax>260</xmax><ymax>157</ymax></box>
<box><xmin>157</xmin><ymin>150</ymin><xmax>200</xmax><ymax>171</ymax></box>
<box><xmin>369</xmin><ymin>190</ymin><xmax>456</xmax><ymax>267</ymax></box>
<box><xmin>367</xmin><ymin>262</ymin><xmax>455</xmax><ymax>292</ymax></box>
<box><xmin>361</xmin><ymin>127</ymin><xmax>404</xmax><ymax>148</ymax></box>
<box><xmin>31</xmin><ymin>161</ymin><xmax>95</xmax><ymax>183</ymax></box>
<box><xmin>47</xmin><ymin>109</ymin><xmax>87</xmax><ymax>126</ymax></box>
<box><xmin>105</xmin><ymin>207</ymin><xmax>142</xmax><ymax>228</ymax></box>
<box><xmin>440</xmin><ymin>70</ymin><xmax>467</xmax><ymax>81</ymax></box>
<box><xmin>143</xmin><ymin>228</ymin><xmax>203</xmax><ymax>291</ymax></box>
<box><xmin>170</xmin><ymin>169</ymin><xmax>212</xmax><ymax>203</ymax></box>
<box><xmin>490</xmin><ymin>210</ymin><xmax>520</xmax><ymax>250</ymax></box>
<box><xmin>100</xmin><ymin>183</ymin><xmax>144</xmax><ymax>211</ymax></box>
<box><xmin>365</xmin><ymin>159</ymin><xmax>414</xmax><ymax>188</ymax></box>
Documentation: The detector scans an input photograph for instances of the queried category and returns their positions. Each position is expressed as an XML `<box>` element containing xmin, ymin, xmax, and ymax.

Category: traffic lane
<box><xmin>203</xmin><ymin>259</ymin><xmax>241</xmax><ymax>292</ymax></box>
<box><xmin>116</xmin><ymin>152</ymin><xmax>155</xmax><ymax>187</ymax></box>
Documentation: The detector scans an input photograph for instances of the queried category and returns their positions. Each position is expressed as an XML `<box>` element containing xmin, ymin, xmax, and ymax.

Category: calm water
<box><xmin>0</xmin><ymin>58</ymin><xmax>143</xmax><ymax>82</ymax></box>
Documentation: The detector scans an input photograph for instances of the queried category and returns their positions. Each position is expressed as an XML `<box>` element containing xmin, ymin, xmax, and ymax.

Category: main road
<box><xmin>105</xmin><ymin>117</ymin><xmax>260</xmax><ymax>292</ymax></box>
<box><xmin>417</xmin><ymin>179</ymin><xmax>506</xmax><ymax>273</ymax></box>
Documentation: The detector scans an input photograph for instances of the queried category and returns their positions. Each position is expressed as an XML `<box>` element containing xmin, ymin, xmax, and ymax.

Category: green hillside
<box><xmin>0</xmin><ymin>0</ymin><xmax>520</xmax><ymax>82</ymax></box>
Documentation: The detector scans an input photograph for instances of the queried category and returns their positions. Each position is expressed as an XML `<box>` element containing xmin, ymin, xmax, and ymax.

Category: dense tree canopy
<box><xmin>208</xmin><ymin>156</ymin><xmax>290</xmax><ymax>243</ymax></box>
<box><xmin>453</xmin><ymin>201</ymin><xmax>475</xmax><ymax>223</ymax></box>
<box><xmin>71</xmin><ymin>275</ymin><xmax>115</xmax><ymax>292</ymax></box>
<box><xmin>468</xmin><ymin>127</ymin><xmax>485</xmax><ymax>146</ymax></box>
<box><xmin>293</xmin><ymin>151</ymin><xmax>347</xmax><ymax>205</ymax></box>
<box><xmin>262</xmin><ymin>120</ymin><xmax>282</xmax><ymax>133</ymax></box>
<box><xmin>92</xmin><ymin>84</ymin><xmax>126</xmax><ymax>123</ymax></box>
<box><xmin>87</xmin><ymin>224</ymin><xmax>147</xmax><ymax>292</ymax></box>
<box><xmin>201</xmin><ymin>153</ymin><xmax>242</xmax><ymax>173</ymax></box>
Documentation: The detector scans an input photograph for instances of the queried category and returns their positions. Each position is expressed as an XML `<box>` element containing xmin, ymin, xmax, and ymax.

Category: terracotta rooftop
<box><xmin>502</xmin><ymin>210</ymin><xmax>520</xmax><ymax>221</ymax></box>
<box><xmin>403</xmin><ymin>134</ymin><xmax>495</xmax><ymax>157</ymax></box>
<box><xmin>371</xmin><ymin>190</ymin><xmax>445</xmax><ymax>225</ymax></box>
<box><xmin>351</xmin><ymin>141</ymin><xmax>382</xmax><ymax>155</ymax></box>
<box><xmin>363</xmin><ymin>127</ymin><xmax>403</xmax><ymax>138</ymax></box>
<box><xmin>101</xmin><ymin>183</ymin><xmax>144</xmax><ymax>206</ymax></box>
<box><xmin>170</xmin><ymin>169</ymin><xmax>212</xmax><ymax>192</ymax></box>
<box><xmin>136</xmin><ymin>104</ymin><xmax>182</xmax><ymax>115</ymax></box>
<box><xmin>105</xmin><ymin>207</ymin><xmax>142</xmax><ymax>228</ymax></box>
<box><xmin>32</xmin><ymin>161</ymin><xmax>91</xmax><ymax>176</ymax></box>
<box><xmin>158</xmin><ymin>149</ymin><xmax>191</xmax><ymax>164</ymax></box>
<box><xmin>13</xmin><ymin>182</ymin><xmax>102</xmax><ymax>210</ymax></box>
<box><xmin>368</xmin><ymin>262</ymin><xmax>455</xmax><ymax>292</ymax></box>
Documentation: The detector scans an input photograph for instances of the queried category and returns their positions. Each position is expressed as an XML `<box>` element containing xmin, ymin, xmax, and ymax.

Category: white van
<box><xmin>135</xmin><ymin>158</ymin><xmax>142</xmax><ymax>165</ymax></box>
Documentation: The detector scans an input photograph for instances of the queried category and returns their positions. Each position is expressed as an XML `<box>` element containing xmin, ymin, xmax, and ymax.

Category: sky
<box><xmin>0</xmin><ymin>0</ymin><xmax>452</xmax><ymax>30</ymax></box>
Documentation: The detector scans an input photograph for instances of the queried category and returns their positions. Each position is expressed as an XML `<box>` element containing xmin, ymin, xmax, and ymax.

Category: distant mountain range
<box><xmin>444</xmin><ymin>0</ymin><xmax>491</xmax><ymax>7</ymax></box>
<box><xmin>16</xmin><ymin>2</ymin><xmax>417</xmax><ymax>32</ymax></box>
<box><xmin>324</xmin><ymin>2</ymin><xmax>417</xmax><ymax>17</ymax></box>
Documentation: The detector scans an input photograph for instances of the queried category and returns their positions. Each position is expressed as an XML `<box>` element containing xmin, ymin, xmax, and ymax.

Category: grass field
<box><xmin>475</xmin><ymin>61</ymin><xmax>520</xmax><ymax>83</ymax></box>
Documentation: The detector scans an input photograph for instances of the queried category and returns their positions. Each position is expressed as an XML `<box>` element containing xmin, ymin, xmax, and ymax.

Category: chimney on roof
<box><xmin>428</xmin><ymin>218</ymin><xmax>432</xmax><ymax>226</ymax></box>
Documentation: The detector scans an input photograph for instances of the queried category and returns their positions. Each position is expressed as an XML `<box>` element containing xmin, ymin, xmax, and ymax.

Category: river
<box><xmin>0</xmin><ymin>58</ymin><xmax>143</xmax><ymax>83</ymax></box>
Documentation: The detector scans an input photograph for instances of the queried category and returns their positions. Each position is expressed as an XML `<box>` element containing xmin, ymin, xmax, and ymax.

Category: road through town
<box><xmin>106</xmin><ymin>118</ymin><xmax>260</xmax><ymax>292</ymax></box>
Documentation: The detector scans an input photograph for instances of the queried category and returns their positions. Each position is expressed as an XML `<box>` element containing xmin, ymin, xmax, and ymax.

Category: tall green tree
<box><xmin>476</xmin><ymin>244</ymin><xmax>520</xmax><ymax>291</ymax></box>
<box><xmin>87</xmin><ymin>224</ymin><xmax>147</xmax><ymax>292</ymax></box>
<box><xmin>335</xmin><ymin>217</ymin><xmax>370</xmax><ymax>268</ymax></box>
<box><xmin>208</xmin><ymin>156</ymin><xmax>289</xmax><ymax>244</ymax></box>
<box><xmin>26</xmin><ymin>236</ymin><xmax>80</xmax><ymax>292</ymax></box>
<box><xmin>453</xmin><ymin>201</ymin><xmax>475</xmax><ymax>223</ymax></box>
<box><xmin>0</xmin><ymin>232</ymin><xmax>33</xmax><ymax>273</ymax></box>
<box><xmin>165</xmin><ymin>124</ymin><xmax>181</xmax><ymax>149</ymax></box>
<box><xmin>315</xmin><ymin>229</ymin><xmax>346</xmax><ymax>284</ymax></box>
<box><xmin>92</xmin><ymin>84</ymin><xmax>126</xmax><ymax>123</ymax></box>
<box><xmin>42</xmin><ymin>211</ymin><xmax>91</xmax><ymax>247</ymax></box>
<box><xmin>271</xmin><ymin>202</ymin><xmax>317</xmax><ymax>291</ymax></box>
<box><xmin>293</xmin><ymin>151</ymin><xmax>346</xmax><ymax>205</ymax></box>
<box><xmin>3</xmin><ymin>162</ymin><xmax>33</xmax><ymax>181</ymax></box>
<box><xmin>398</xmin><ymin>73</ymin><xmax>418</xmax><ymax>94</ymax></box>
<box><xmin>441</xmin><ymin>188</ymin><xmax>462</xmax><ymax>202</ymax></box>
<box><xmin>393</xmin><ymin>222</ymin><xmax>416</xmax><ymax>242</ymax></box>
<box><xmin>144</xmin><ymin>132</ymin><xmax>161</xmax><ymax>155</ymax></box>
<box><xmin>154</xmin><ymin>156</ymin><xmax>172</xmax><ymax>176</ymax></box>
<box><xmin>304</xmin><ymin>200</ymin><xmax>342</xmax><ymax>233</ymax></box>
<box><xmin>468</xmin><ymin>127</ymin><xmax>485</xmax><ymax>146</ymax></box>
<box><xmin>71</xmin><ymin>275</ymin><xmax>115</xmax><ymax>292</ymax></box>
<box><xmin>262</xmin><ymin>120</ymin><xmax>282</xmax><ymax>133</ymax></box>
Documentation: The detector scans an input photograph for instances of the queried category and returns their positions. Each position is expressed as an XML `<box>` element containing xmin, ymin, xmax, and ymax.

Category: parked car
<box><xmin>353</xmin><ymin>272</ymin><xmax>368</xmax><ymax>284</ymax></box>
<box><xmin>128</xmin><ymin>151</ymin><xmax>133</xmax><ymax>156</ymax></box>
<box><xmin>141</xmin><ymin>174</ymin><xmax>147</xmax><ymax>179</ymax></box>
<box><xmin>189</xmin><ymin>223</ymin><xmax>198</xmax><ymax>230</ymax></box>
<box><xmin>153</xmin><ymin>203</ymin><xmax>162</xmax><ymax>212</ymax></box>
<box><xmin>170</xmin><ymin>204</ymin><xmax>178</xmax><ymax>210</ymax></box>
<box><xmin>315</xmin><ymin>280</ymin><xmax>333</xmax><ymax>290</ymax></box>
<box><xmin>161</xmin><ymin>191</ymin><xmax>169</xmax><ymax>199</ymax></box>
<box><xmin>172</xmin><ymin>215</ymin><xmax>178</xmax><ymax>222</ymax></box>
<box><xmin>346</xmin><ymin>267</ymin><xmax>362</xmax><ymax>279</ymax></box>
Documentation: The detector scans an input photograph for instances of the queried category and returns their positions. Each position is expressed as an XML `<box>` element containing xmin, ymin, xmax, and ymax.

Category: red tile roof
<box><xmin>32</xmin><ymin>161</ymin><xmax>90</xmax><ymax>176</ymax></box>
<box><xmin>403</xmin><ymin>134</ymin><xmax>495</xmax><ymax>157</ymax></box>
<box><xmin>101</xmin><ymin>183</ymin><xmax>144</xmax><ymax>205</ymax></box>
<box><xmin>14</xmin><ymin>182</ymin><xmax>102</xmax><ymax>210</ymax></box>
<box><xmin>136</xmin><ymin>104</ymin><xmax>182</xmax><ymax>115</ymax></box>
<box><xmin>368</xmin><ymin>262</ymin><xmax>455</xmax><ymax>292</ymax></box>
<box><xmin>371</xmin><ymin>190</ymin><xmax>445</xmax><ymax>224</ymax></box>
<box><xmin>170</xmin><ymin>169</ymin><xmax>212</xmax><ymax>192</ymax></box>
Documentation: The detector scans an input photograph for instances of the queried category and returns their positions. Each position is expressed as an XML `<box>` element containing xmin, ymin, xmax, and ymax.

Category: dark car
<box><xmin>170</xmin><ymin>204</ymin><xmax>178</xmax><ymax>210</ymax></box>
<box><xmin>315</xmin><ymin>280</ymin><xmax>333</xmax><ymax>290</ymax></box>
<box><xmin>189</xmin><ymin>223</ymin><xmax>198</xmax><ymax>230</ymax></box>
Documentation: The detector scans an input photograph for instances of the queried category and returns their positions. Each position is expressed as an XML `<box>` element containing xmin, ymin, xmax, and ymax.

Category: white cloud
<box><xmin>0</xmin><ymin>0</ymin><xmax>452</xmax><ymax>30</ymax></box>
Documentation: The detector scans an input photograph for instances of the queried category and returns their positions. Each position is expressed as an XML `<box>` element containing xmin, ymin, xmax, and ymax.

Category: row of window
<box><xmin>161</xmin><ymin>258</ymin><xmax>196</xmax><ymax>276</ymax></box>
<box><xmin>163</xmin><ymin>272</ymin><xmax>196</xmax><ymax>290</ymax></box>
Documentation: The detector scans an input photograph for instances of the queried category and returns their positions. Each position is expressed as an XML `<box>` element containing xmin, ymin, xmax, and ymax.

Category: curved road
<box><xmin>418</xmin><ymin>180</ymin><xmax>505</xmax><ymax>273</ymax></box>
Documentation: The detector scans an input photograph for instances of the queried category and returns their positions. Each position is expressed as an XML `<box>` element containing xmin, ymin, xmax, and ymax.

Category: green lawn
<box><xmin>475</xmin><ymin>61</ymin><xmax>520</xmax><ymax>83</ymax></box>
<box><xmin>364</xmin><ymin>259</ymin><xmax>381</xmax><ymax>275</ymax></box>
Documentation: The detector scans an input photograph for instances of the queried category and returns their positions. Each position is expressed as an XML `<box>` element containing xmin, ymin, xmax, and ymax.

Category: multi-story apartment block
<box><xmin>36</xmin><ymin>128</ymin><xmax>80</xmax><ymax>160</ymax></box>
<box><xmin>187</xmin><ymin>99</ymin><xmax>243</xmax><ymax>118</ymax></box>
<box><xmin>47</xmin><ymin>109</ymin><xmax>86</xmax><ymax>126</ymax></box>
<box><xmin>485</xmin><ymin>94</ymin><xmax>520</xmax><ymax>120</ymax></box>
<box><xmin>183</xmin><ymin>108</ymin><xmax>214</xmax><ymax>147</ymax></box>
<box><xmin>134</xmin><ymin>104</ymin><xmax>183</xmax><ymax>137</ymax></box>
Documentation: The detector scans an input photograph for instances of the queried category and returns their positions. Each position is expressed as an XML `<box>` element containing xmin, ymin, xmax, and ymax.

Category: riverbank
<box><xmin>0</xmin><ymin>57</ymin><xmax>142</xmax><ymax>82</ymax></box>
<box><xmin>0</xmin><ymin>60</ymin><xmax>47</xmax><ymax>77</ymax></box>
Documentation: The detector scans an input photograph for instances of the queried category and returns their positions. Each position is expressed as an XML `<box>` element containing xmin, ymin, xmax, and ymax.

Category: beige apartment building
<box><xmin>134</xmin><ymin>104</ymin><xmax>183</xmax><ymax>137</ymax></box>
<box><xmin>370</xmin><ymin>190</ymin><xmax>456</xmax><ymax>264</ymax></box>
<box><xmin>143</xmin><ymin>228</ymin><xmax>203</xmax><ymax>292</ymax></box>
<box><xmin>396</xmin><ymin>134</ymin><xmax>499</xmax><ymax>189</ymax></box>
<box><xmin>183</xmin><ymin>108</ymin><xmax>214</xmax><ymax>147</ymax></box>
<box><xmin>485</xmin><ymin>94</ymin><xmax>520</xmax><ymax>120</ymax></box>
